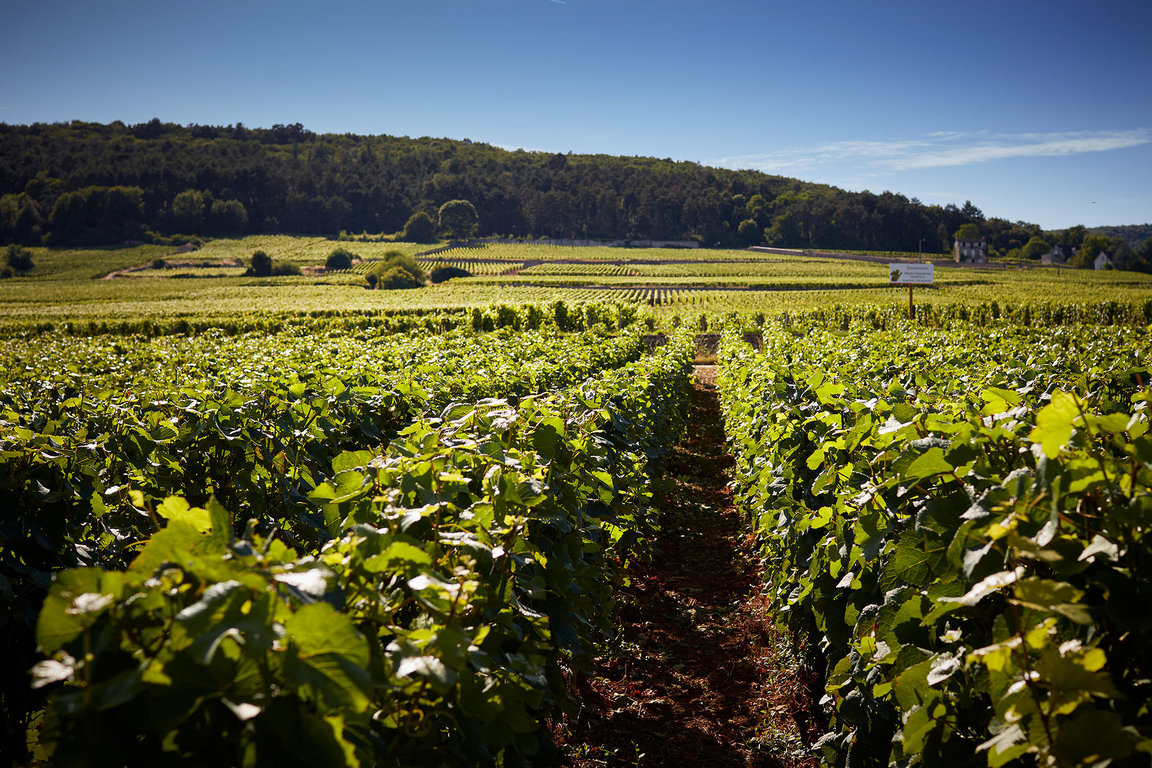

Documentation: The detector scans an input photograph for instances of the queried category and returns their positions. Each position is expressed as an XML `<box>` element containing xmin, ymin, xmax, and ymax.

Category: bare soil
<box><xmin>552</xmin><ymin>368</ymin><xmax>819</xmax><ymax>767</ymax></box>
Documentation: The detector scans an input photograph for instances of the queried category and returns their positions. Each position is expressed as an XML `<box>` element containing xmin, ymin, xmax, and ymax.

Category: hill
<box><xmin>1</xmin><ymin>119</ymin><xmax>1040</xmax><ymax>253</ymax></box>
<box><xmin>1088</xmin><ymin>224</ymin><xmax>1152</xmax><ymax>246</ymax></box>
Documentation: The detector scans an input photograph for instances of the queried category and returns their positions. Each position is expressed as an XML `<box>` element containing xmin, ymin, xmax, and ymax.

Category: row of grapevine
<box><xmin>25</xmin><ymin>333</ymin><xmax>694</xmax><ymax>766</ymax></box>
<box><xmin>518</xmin><ymin>263</ymin><xmax>640</xmax><ymax>277</ymax></box>
<box><xmin>610</xmin><ymin>288</ymin><xmax>709</xmax><ymax>306</ymax></box>
<box><xmin>2</xmin><ymin>323</ymin><xmax>663</xmax><ymax>763</ymax></box>
<box><xmin>0</xmin><ymin>299</ymin><xmax>655</xmax><ymax>340</ymax></box>
<box><xmin>788</xmin><ymin>299</ymin><xmax>1152</xmax><ymax>330</ymax></box>
<box><xmin>718</xmin><ymin>322</ymin><xmax>1152</xmax><ymax>766</ymax></box>
<box><xmin>416</xmin><ymin>260</ymin><xmax>523</xmax><ymax>276</ymax></box>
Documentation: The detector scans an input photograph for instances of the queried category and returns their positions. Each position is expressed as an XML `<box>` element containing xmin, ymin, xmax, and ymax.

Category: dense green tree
<box><xmin>954</xmin><ymin>222</ymin><xmax>981</xmax><ymax>240</ymax></box>
<box><xmin>1058</xmin><ymin>225</ymin><xmax>1086</xmax><ymax>249</ymax></box>
<box><xmin>23</xmin><ymin>171</ymin><xmax>63</xmax><ymax>212</ymax></box>
<box><xmin>400</xmin><ymin>211</ymin><xmax>436</xmax><ymax>243</ymax></box>
<box><xmin>270</xmin><ymin>261</ymin><xmax>302</xmax><ymax>276</ymax></box>
<box><xmin>249</xmin><ymin>250</ymin><xmax>272</xmax><ymax>277</ymax></box>
<box><xmin>1020</xmin><ymin>235</ymin><xmax>1051</xmax><ymax>260</ymax></box>
<box><xmin>325</xmin><ymin>247</ymin><xmax>354</xmax><ymax>271</ymax></box>
<box><xmin>1124</xmin><ymin>238</ymin><xmax>1152</xmax><ymax>274</ymax></box>
<box><xmin>959</xmin><ymin>200</ymin><xmax>984</xmax><ymax>222</ymax></box>
<box><xmin>209</xmin><ymin>199</ymin><xmax>248</xmax><ymax>235</ymax></box>
<box><xmin>764</xmin><ymin>210</ymin><xmax>802</xmax><ymax>247</ymax></box>
<box><xmin>745</xmin><ymin>193</ymin><xmax>769</xmax><ymax>225</ymax></box>
<box><xmin>4</xmin><ymin>244</ymin><xmax>34</xmax><ymax>273</ymax></box>
<box><xmin>438</xmin><ymin>199</ymin><xmax>478</xmax><ymax>240</ymax></box>
<box><xmin>1089</xmin><ymin>224</ymin><xmax>1152</xmax><ymax>247</ymax></box>
<box><xmin>47</xmin><ymin>186</ymin><xmax>145</xmax><ymax>244</ymax></box>
<box><xmin>737</xmin><ymin>218</ymin><xmax>762</xmax><ymax>246</ymax></box>
<box><xmin>172</xmin><ymin>189</ymin><xmax>210</xmax><ymax>232</ymax></box>
<box><xmin>0</xmin><ymin>194</ymin><xmax>41</xmax><ymax>243</ymax></box>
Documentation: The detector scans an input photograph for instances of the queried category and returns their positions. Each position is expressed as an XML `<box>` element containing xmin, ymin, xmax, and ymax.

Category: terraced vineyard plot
<box><xmin>629</xmin><ymin>260</ymin><xmax>881</xmax><ymax>279</ymax></box>
<box><xmin>414</xmin><ymin>259</ymin><xmax>524</xmax><ymax>276</ymax></box>
<box><xmin>519</xmin><ymin>263</ymin><xmax>641</xmax><ymax>277</ymax></box>
<box><xmin>423</xmin><ymin>243</ymin><xmax>717</xmax><ymax>262</ymax></box>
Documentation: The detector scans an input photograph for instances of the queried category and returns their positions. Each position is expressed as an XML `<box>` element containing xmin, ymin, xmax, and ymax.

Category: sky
<box><xmin>2</xmin><ymin>0</ymin><xmax>1150</xmax><ymax>230</ymax></box>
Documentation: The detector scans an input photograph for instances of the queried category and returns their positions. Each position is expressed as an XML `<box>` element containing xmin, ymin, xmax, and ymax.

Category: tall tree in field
<box><xmin>438</xmin><ymin>199</ymin><xmax>478</xmax><ymax>241</ymax></box>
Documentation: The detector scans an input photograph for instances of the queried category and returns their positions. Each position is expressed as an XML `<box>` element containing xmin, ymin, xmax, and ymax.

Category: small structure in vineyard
<box><xmin>953</xmin><ymin>236</ymin><xmax>987</xmax><ymax>263</ymax></box>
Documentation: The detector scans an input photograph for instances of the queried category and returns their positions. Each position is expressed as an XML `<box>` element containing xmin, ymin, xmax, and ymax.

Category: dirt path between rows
<box><xmin>554</xmin><ymin>367</ymin><xmax>819</xmax><ymax>767</ymax></box>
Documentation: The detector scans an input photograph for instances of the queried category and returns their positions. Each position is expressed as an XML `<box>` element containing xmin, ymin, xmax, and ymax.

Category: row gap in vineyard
<box><xmin>553</xmin><ymin>365</ymin><xmax>819</xmax><ymax>767</ymax></box>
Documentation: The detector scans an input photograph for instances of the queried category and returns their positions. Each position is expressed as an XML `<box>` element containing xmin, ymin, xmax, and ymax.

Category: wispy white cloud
<box><xmin>717</xmin><ymin>129</ymin><xmax>1152</xmax><ymax>174</ymax></box>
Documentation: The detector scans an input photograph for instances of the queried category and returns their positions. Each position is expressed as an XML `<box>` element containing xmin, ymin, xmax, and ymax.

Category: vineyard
<box><xmin>3</xmin><ymin>308</ymin><xmax>697</xmax><ymax>766</ymax></box>
<box><xmin>2</xmin><ymin>238</ymin><xmax>1152</xmax><ymax>766</ymax></box>
<box><xmin>720</xmin><ymin>319</ymin><xmax>1152</xmax><ymax>766</ymax></box>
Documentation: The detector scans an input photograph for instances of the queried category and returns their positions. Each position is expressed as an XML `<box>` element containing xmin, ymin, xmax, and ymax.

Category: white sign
<box><xmin>889</xmin><ymin>263</ymin><xmax>934</xmax><ymax>285</ymax></box>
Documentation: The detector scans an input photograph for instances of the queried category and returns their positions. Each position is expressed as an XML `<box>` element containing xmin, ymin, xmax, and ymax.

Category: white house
<box><xmin>954</xmin><ymin>237</ymin><xmax>987</xmax><ymax>263</ymax></box>
<box><xmin>1094</xmin><ymin>251</ymin><xmax>1113</xmax><ymax>270</ymax></box>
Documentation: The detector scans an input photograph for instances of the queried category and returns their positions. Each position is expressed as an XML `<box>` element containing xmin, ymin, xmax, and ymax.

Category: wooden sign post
<box><xmin>888</xmin><ymin>263</ymin><xmax>934</xmax><ymax>319</ymax></box>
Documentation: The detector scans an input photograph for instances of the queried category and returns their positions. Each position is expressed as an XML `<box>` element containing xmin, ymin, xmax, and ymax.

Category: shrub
<box><xmin>428</xmin><ymin>264</ymin><xmax>471</xmax><ymax>283</ymax></box>
<box><xmin>372</xmin><ymin>265</ymin><xmax>420</xmax><ymax>289</ymax></box>
<box><xmin>4</xmin><ymin>244</ymin><xmax>34</xmax><ymax>273</ymax></box>
<box><xmin>271</xmin><ymin>262</ymin><xmax>302</xmax><ymax>276</ymax></box>
<box><xmin>248</xmin><ymin>250</ymin><xmax>272</xmax><ymax>277</ymax></box>
<box><xmin>242</xmin><ymin>250</ymin><xmax>299</xmax><ymax>277</ymax></box>
<box><xmin>365</xmin><ymin>250</ymin><xmax>424</xmax><ymax>289</ymax></box>
<box><xmin>325</xmin><ymin>247</ymin><xmax>354</xmax><ymax>271</ymax></box>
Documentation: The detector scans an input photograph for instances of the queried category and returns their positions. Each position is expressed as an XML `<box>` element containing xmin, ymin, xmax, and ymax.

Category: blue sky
<box><xmin>3</xmin><ymin>0</ymin><xmax>1149</xmax><ymax>230</ymax></box>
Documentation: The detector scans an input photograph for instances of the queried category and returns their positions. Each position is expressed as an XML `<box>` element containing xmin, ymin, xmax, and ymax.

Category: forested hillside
<box><xmin>1088</xmin><ymin>224</ymin><xmax>1152</xmax><ymax>247</ymax></box>
<box><xmin>0</xmin><ymin>119</ymin><xmax>1060</xmax><ymax>254</ymax></box>
<box><xmin>0</xmin><ymin>120</ymin><xmax>1035</xmax><ymax>252</ymax></box>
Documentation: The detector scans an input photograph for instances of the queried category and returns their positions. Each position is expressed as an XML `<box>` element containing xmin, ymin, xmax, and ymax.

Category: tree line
<box><xmin>0</xmin><ymin>119</ymin><xmax>1147</xmax><ymax>270</ymax></box>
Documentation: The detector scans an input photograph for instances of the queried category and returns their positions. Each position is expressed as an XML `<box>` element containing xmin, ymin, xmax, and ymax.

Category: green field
<box><xmin>2</xmin><ymin>236</ymin><xmax>1150</xmax><ymax>329</ymax></box>
<box><xmin>5</xmin><ymin>234</ymin><xmax>1152</xmax><ymax>766</ymax></box>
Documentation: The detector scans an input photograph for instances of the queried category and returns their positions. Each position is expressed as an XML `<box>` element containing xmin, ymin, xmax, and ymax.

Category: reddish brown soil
<box><xmin>553</xmin><ymin>368</ymin><xmax>820</xmax><ymax>767</ymax></box>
